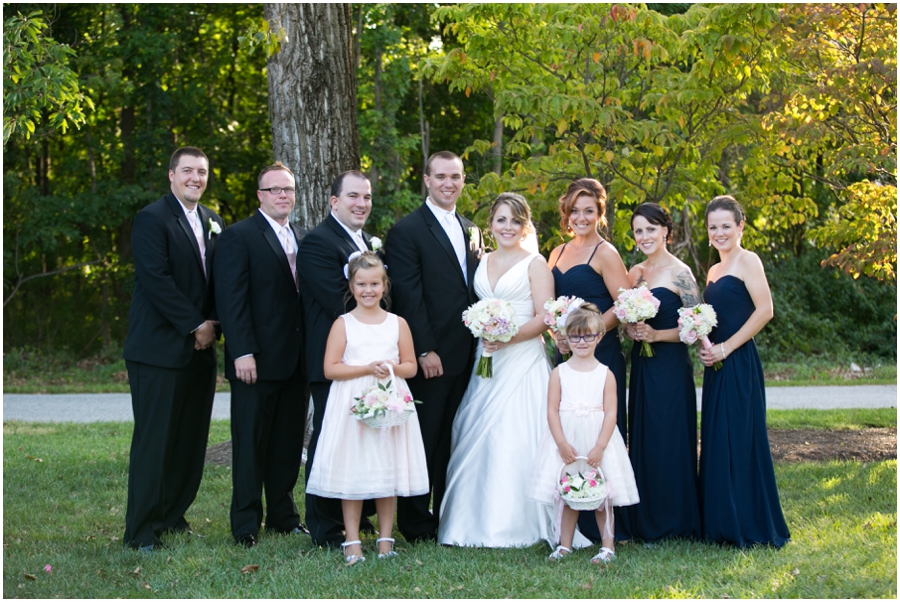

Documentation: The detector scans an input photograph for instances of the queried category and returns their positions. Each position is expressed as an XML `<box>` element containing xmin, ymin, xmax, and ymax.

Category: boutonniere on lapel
<box><xmin>468</xmin><ymin>226</ymin><xmax>483</xmax><ymax>258</ymax></box>
<box><xmin>208</xmin><ymin>218</ymin><xmax>222</xmax><ymax>238</ymax></box>
<box><xmin>369</xmin><ymin>236</ymin><xmax>382</xmax><ymax>252</ymax></box>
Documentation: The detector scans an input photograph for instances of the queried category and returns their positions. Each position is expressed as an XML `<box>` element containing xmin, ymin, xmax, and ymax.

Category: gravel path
<box><xmin>3</xmin><ymin>385</ymin><xmax>895</xmax><ymax>423</ymax></box>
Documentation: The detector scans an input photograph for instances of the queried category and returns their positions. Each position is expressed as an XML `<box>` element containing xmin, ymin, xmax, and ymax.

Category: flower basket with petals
<box><xmin>558</xmin><ymin>456</ymin><xmax>608</xmax><ymax>511</ymax></box>
<box><xmin>350</xmin><ymin>364</ymin><xmax>420</xmax><ymax>429</ymax></box>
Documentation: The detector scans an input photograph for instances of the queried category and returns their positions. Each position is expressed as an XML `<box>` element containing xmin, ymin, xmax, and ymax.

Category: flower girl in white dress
<box><xmin>528</xmin><ymin>303</ymin><xmax>639</xmax><ymax>563</ymax></box>
<box><xmin>306</xmin><ymin>252</ymin><xmax>428</xmax><ymax>565</ymax></box>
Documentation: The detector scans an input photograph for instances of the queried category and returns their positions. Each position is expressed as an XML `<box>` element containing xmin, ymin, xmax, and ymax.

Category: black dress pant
<box><xmin>123</xmin><ymin>350</ymin><xmax>216</xmax><ymax>548</ymax></box>
<box><xmin>230</xmin><ymin>367</ymin><xmax>308</xmax><ymax>540</ymax></box>
<box><xmin>397</xmin><ymin>370</ymin><xmax>470</xmax><ymax>541</ymax></box>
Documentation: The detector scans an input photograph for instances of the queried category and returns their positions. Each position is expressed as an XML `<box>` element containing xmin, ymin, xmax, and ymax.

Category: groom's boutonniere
<box><xmin>369</xmin><ymin>236</ymin><xmax>382</xmax><ymax>252</ymax></box>
<box><xmin>208</xmin><ymin>218</ymin><xmax>222</xmax><ymax>238</ymax></box>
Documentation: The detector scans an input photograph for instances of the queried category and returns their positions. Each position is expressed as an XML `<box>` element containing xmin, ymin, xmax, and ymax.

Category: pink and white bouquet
<box><xmin>350</xmin><ymin>376</ymin><xmax>420</xmax><ymax>428</ymax></box>
<box><xmin>559</xmin><ymin>467</ymin><xmax>607</xmax><ymax>510</ymax></box>
<box><xmin>613</xmin><ymin>285</ymin><xmax>660</xmax><ymax>357</ymax></box>
<box><xmin>462</xmin><ymin>298</ymin><xmax>519</xmax><ymax>378</ymax></box>
<box><xmin>677</xmin><ymin>303</ymin><xmax>722</xmax><ymax>370</ymax></box>
<box><xmin>543</xmin><ymin>296</ymin><xmax>585</xmax><ymax>359</ymax></box>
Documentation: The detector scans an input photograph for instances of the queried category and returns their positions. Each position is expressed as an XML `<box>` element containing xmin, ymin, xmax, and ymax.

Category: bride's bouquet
<box><xmin>677</xmin><ymin>303</ymin><xmax>722</xmax><ymax>370</ymax></box>
<box><xmin>543</xmin><ymin>296</ymin><xmax>585</xmax><ymax>360</ymax></box>
<box><xmin>613</xmin><ymin>285</ymin><xmax>661</xmax><ymax>357</ymax></box>
<box><xmin>462</xmin><ymin>298</ymin><xmax>519</xmax><ymax>378</ymax></box>
<box><xmin>558</xmin><ymin>464</ymin><xmax>607</xmax><ymax>511</ymax></box>
<box><xmin>350</xmin><ymin>368</ymin><xmax>421</xmax><ymax>428</ymax></box>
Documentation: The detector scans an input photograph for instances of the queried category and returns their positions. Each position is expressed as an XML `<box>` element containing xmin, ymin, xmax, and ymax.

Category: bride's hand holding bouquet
<box><xmin>462</xmin><ymin>298</ymin><xmax>519</xmax><ymax>378</ymax></box>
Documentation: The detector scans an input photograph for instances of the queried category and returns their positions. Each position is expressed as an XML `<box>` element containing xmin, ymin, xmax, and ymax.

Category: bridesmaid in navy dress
<box><xmin>697</xmin><ymin>195</ymin><xmax>790</xmax><ymax>548</ymax></box>
<box><xmin>620</xmin><ymin>203</ymin><xmax>701</xmax><ymax>542</ymax></box>
<box><xmin>548</xmin><ymin>178</ymin><xmax>629</xmax><ymax>541</ymax></box>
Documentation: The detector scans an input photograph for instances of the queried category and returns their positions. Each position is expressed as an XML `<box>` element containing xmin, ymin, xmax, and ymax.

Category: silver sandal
<box><xmin>591</xmin><ymin>546</ymin><xmax>615</xmax><ymax>564</ymax></box>
<box><xmin>376</xmin><ymin>537</ymin><xmax>398</xmax><ymax>559</ymax></box>
<box><xmin>341</xmin><ymin>540</ymin><xmax>366</xmax><ymax>566</ymax></box>
<box><xmin>548</xmin><ymin>545</ymin><xmax>572</xmax><ymax>560</ymax></box>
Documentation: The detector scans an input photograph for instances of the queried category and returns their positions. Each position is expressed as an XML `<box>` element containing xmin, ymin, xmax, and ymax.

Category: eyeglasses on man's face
<box><xmin>260</xmin><ymin>187</ymin><xmax>296</xmax><ymax>195</ymax></box>
<box><xmin>567</xmin><ymin>333</ymin><xmax>599</xmax><ymax>343</ymax></box>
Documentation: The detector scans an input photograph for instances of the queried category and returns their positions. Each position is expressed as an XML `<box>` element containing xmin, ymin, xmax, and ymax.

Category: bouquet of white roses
<box><xmin>462</xmin><ymin>298</ymin><xmax>519</xmax><ymax>378</ymax></box>
<box><xmin>350</xmin><ymin>366</ymin><xmax>421</xmax><ymax>428</ymax></box>
<box><xmin>543</xmin><ymin>296</ymin><xmax>585</xmax><ymax>359</ymax></box>
<box><xmin>677</xmin><ymin>303</ymin><xmax>721</xmax><ymax>370</ymax></box>
<box><xmin>558</xmin><ymin>464</ymin><xmax>607</xmax><ymax>511</ymax></box>
<box><xmin>613</xmin><ymin>285</ymin><xmax>661</xmax><ymax>357</ymax></box>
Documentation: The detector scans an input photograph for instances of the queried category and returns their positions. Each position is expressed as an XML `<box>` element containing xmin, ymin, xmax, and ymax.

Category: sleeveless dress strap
<box><xmin>586</xmin><ymin>241</ymin><xmax>604</xmax><ymax>263</ymax></box>
<box><xmin>556</xmin><ymin>242</ymin><xmax>569</xmax><ymax>261</ymax></box>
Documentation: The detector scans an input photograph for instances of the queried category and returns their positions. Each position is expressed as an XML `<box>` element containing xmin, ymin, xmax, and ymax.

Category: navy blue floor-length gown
<box><xmin>622</xmin><ymin>288</ymin><xmax>701</xmax><ymax>542</ymax></box>
<box><xmin>699</xmin><ymin>275</ymin><xmax>790</xmax><ymax>548</ymax></box>
<box><xmin>552</xmin><ymin>241</ymin><xmax>628</xmax><ymax>542</ymax></box>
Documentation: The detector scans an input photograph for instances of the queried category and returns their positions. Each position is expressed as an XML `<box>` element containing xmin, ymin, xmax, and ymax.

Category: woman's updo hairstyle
<box><xmin>489</xmin><ymin>192</ymin><xmax>536</xmax><ymax>236</ymax></box>
<box><xmin>705</xmin><ymin>195</ymin><xmax>745</xmax><ymax>225</ymax></box>
<box><xmin>631</xmin><ymin>202</ymin><xmax>674</xmax><ymax>243</ymax></box>
<box><xmin>558</xmin><ymin>178</ymin><xmax>608</xmax><ymax>235</ymax></box>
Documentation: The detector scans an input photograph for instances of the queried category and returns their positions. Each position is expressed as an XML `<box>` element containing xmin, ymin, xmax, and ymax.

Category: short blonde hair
<box><xmin>565</xmin><ymin>302</ymin><xmax>605</xmax><ymax>338</ymax></box>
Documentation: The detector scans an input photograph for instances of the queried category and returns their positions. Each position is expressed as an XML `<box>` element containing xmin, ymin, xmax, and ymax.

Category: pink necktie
<box><xmin>188</xmin><ymin>210</ymin><xmax>207</xmax><ymax>278</ymax></box>
<box><xmin>280</xmin><ymin>226</ymin><xmax>298</xmax><ymax>289</ymax></box>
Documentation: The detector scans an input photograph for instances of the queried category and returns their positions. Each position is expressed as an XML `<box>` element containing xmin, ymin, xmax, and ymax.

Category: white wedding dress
<box><xmin>438</xmin><ymin>253</ymin><xmax>589</xmax><ymax>548</ymax></box>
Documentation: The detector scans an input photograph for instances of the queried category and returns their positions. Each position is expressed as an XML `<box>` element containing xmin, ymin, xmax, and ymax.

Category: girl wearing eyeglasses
<box><xmin>620</xmin><ymin>203</ymin><xmax>702</xmax><ymax>544</ymax></box>
<box><xmin>528</xmin><ymin>303</ymin><xmax>638</xmax><ymax>564</ymax></box>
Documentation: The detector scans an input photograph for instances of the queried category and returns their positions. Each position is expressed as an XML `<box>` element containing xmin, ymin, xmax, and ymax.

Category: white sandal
<box><xmin>341</xmin><ymin>540</ymin><xmax>366</xmax><ymax>566</ymax></box>
<box><xmin>376</xmin><ymin>537</ymin><xmax>398</xmax><ymax>559</ymax></box>
<box><xmin>548</xmin><ymin>545</ymin><xmax>572</xmax><ymax>560</ymax></box>
<box><xmin>591</xmin><ymin>546</ymin><xmax>615</xmax><ymax>564</ymax></box>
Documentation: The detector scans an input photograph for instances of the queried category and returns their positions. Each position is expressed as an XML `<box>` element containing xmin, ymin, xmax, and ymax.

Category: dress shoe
<box><xmin>235</xmin><ymin>534</ymin><xmax>257</xmax><ymax>548</ymax></box>
<box><xmin>267</xmin><ymin>523</ymin><xmax>310</xmax><ymax>536</ymax></box>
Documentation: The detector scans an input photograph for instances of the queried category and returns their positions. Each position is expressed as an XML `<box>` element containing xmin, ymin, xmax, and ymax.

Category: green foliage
<box><xmin>429</xmin><ymin>3</ymin><xmax>781</xmax><ymax>248</ymax></box>
<box><xmin>3</xmin><ymin>4</ymin><xmax>272</xmax><ymax>354</ymax></box>
<box><xmin>3</xmin><ymin>420</ymin><xmax>897</xmax><ymax>598</ymax></box>
<box><xmin>3</xmin><ymin>10</ymin><xmax>93</xmax><ymax>145</ymax></box>
<box><xmin>756</xmin><ymin>250</ymin><xmax>897</xmax><ymax>360</ymax></box>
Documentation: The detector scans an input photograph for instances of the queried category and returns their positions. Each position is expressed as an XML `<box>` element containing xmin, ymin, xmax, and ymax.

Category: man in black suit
<box><xmin>298</xmin><ymin>171</ymin><xmax>378</xmax><ymax>547</ymax></box>
<box><xmin>122</xmin><ymin>146</ymin><xmax>225</xmax><ymax>551</ymax></box>
<box><xmin>214</xmin><ymin>162</ymin><xmax>310</xmax><ymax>548</ymax></box>
<box><xmin>384</xmin><ymin>151</ymin><xmax>484</xmax><ymax>542</ymax></box>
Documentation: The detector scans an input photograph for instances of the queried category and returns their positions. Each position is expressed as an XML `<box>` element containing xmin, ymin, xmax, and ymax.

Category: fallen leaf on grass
<box><xmin>24</xmin><ymin>573</ymin><xmax>36</xmax><ymax>581</ymax></box>
<box><xmin>25</xmin><ymin>455</ymin><xmax>43</xmax><ymax>462</ymax></box>
<box><xmin>132</xmin><ymin>567</ymin><xmax>141</xmax><ymax>575</ymax></box>
<box><xmin>791</xmin><ymin>568</ymin><xmax>800</xmax><ymax>576</ymax></box>
<box><xmin>414</xmin><ymin>559</ymin><xmax>423</xmax><ymax>566</ymax></box>
<box><xmin>414</xmin><ymin>587</ymin><xmax>421</xmax><ymax>593</ymax></box>
<box><xmin>241</xmin><ymin>565</ymin><xmax>259</xmax><ymax>574</ymax></box>
<box><xmin>143</xmin><ymin>584</ymin><xmax>151</xmax><ymax>590</ymax></box>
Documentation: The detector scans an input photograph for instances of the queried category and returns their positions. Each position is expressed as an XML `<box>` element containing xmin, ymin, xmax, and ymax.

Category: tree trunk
<box><xmin>492</xmin><ymin>112</ymin><xmax>504</xmax><ymax>175</ymax></box>
<box><xmin>264</xmin><ymin>3</ymin><xmax>360</xmax><ymax>230</ymax></box>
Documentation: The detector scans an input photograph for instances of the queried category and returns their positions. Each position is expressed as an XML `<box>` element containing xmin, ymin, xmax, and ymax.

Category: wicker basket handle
<box><xmin>558</xmin><ymin>455</ymin><xmax>605</xmax><ymax>482</ymax></box>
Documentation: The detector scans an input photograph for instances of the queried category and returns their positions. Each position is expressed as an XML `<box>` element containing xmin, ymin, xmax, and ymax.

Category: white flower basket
<box><xmin>558</xmin><ymin>456</ymin><xmax>608</xmax><ymax>511</ymax></box>
<box><xmin>353</xmin><ymin>363</ymin><xmax>415</xmax><ymax>429</ymax></box>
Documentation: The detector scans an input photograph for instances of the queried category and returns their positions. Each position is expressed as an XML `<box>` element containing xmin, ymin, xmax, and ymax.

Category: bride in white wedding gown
<box><xmin>438</xmin><ymin>193</ymin><xmax>589</xmax><ymax>549</ymax></box>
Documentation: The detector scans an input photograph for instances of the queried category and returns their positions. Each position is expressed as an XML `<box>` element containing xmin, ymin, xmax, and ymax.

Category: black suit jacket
<box><xmin>123</xmin><ymin>192</ymin><xmax>225</xmax><ymax>369</ymax></box>
<box><xmin>297</xmin><ymin>214</ymin><xmax>373</xmax><ymax>383</ymax></box>
<box><xmin>214</xmin><ymin>210</ymin><xmax>308</xmax><ymax>382</ymax></box>
<box><xmin>384</xmin><ymin>202</ymin><xmax>483</xmax><ymax>377</ymax></box>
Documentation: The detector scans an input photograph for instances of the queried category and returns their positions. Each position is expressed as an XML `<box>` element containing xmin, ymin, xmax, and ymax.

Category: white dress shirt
<box><xmin>425</xmin><ymin>197</ymin><xmax>467</xmax><ymax>283</ymax></box>
<box><xmin>331</xmin><ymin>212</ymin><xmax>368</xmax><ymax>252</ymax></box>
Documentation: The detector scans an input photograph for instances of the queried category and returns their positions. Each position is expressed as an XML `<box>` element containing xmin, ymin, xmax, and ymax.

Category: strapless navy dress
<box><xmin>552</xmin><ymin>241</ymin><xmax>628</xmax><ymax>542</ymax></box>
<box><xmin>621</xmin><ymin>288</ymin><xmax>700</xmax><ymax>542</ymax></box>
<box><xmin>699</xmin><ymin>275</ymin><xmax>790</xmax><ymax>548</ymax></box>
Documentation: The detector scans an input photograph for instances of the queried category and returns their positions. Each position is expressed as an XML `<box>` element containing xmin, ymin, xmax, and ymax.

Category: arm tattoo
<box><xmin>674</xmin><ymin>269</ymin><xmax>702</xmax><ymax>306</ymax></box>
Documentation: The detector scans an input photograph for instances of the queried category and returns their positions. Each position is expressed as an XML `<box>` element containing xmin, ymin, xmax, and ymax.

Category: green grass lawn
<box><xmin>3</xmin><ymin>417</ymin><xmax>896</xmax><ymax>598</ymax></box>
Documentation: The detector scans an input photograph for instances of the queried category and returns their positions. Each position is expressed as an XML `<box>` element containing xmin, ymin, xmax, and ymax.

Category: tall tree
<box><xmin>263</xmin><ymin>3</ymin><xmax>360</xmax><ymax>229</ymax></box>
